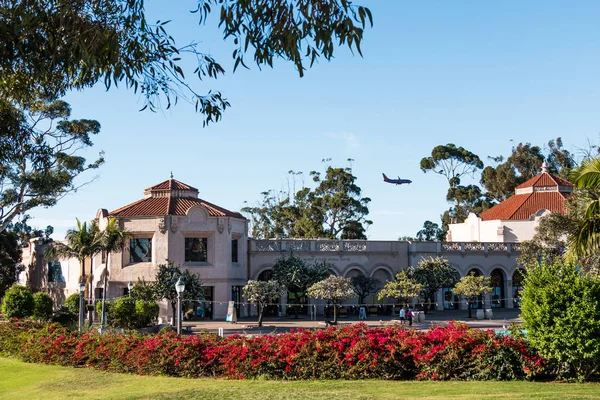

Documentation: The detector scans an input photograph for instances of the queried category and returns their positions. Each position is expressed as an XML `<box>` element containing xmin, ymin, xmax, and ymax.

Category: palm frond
<box><xmin>570</xmin><ymin>159</ymin><xmax>600</xmax><ymax>188</ymax></box>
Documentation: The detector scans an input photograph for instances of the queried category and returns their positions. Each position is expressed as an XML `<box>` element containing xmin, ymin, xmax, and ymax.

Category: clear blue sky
<box><xmin>30</xmin><ymin>1</ymin><xmax>600</xmax><ymax>240</ymax></box>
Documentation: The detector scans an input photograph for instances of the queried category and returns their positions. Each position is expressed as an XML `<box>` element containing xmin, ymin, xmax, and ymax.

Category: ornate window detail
<box><xmin>130</xmin><ymin>238</ymin><xmax>152</xmax><ymax>263</ymax></box>
<box><xmin>185</xmin><ymin>238</ymin><xmax>208</xmax><ymax>262</ymax></box>
<box><xmin>343</xmin><ymin>241</ymin><xmax>367</xmax><ymax>252</ymax></box>
<box><xmin>317</xmin><ymin>241</ymin><xmax>340</xmax><ymax>252</ymax></box>
<box><xmin>48</xmin><ymin>261</ymin><xmax>64</xmax><ymax>283</ymax></box>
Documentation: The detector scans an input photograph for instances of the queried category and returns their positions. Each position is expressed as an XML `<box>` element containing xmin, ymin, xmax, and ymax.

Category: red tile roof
<box><xmin>145</xmin><ymin>179</ymin><xmax>197</xmax><ymax>191</ymax></box>
<box><xmin>109</xmin><ymin>196</ymin><xmax>245</xmax><ymax>219</ymax></box>
<box><xmin>480</xmin><ymin>191</ymin><xmax>568</xmax><ymax>221</ymax></box>
<box><xmin>515</xmin><ymin>173</ymin><xmax>573</xmax><ymax>189</ymax></box>
<box><xmin>110</xmin><ymin>178</ymin><xmax>244</xmax><ymax>219</ymax></box>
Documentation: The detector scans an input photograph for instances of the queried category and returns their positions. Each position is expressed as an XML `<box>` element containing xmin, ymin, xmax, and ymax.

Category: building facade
<box><xmin>23</xmin><ymin>173</ymin><xmax>563</xmax><ymax>320</ymax></box>
<box><xmin>447</xmin><ymin>164</ymin><xmax>573</xmax><ymax>243</ymax></box>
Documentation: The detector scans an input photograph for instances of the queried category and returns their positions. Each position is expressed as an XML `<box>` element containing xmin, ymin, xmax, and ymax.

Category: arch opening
<box><xmin>512</xmin><ymin>268</ymin><xmax>526</xmax><ymax>308</ymax></box>
<box><xmin>490</xmin><ymin>268</ymin><xmax>506</xmax><ymax>309</ymax></box>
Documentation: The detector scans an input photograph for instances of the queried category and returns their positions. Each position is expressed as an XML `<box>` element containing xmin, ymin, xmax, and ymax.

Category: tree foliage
<box><xmin>1</xmin><ymin>0</ymin><xmax>372</xmax><ymax>122</ymax></box>
<box><xmin>130</xmin><ymin>278</ymin><xmax>158</xmax><ymax>302</ymax></box>
<box><xmin>1</xmin><ymin>285</ymin><xmax>33</xmax><ymax>318</ymax></box>
<box><xmin>153</xmin><ymin>262</ymin><xmax>204</xmax><ymax>320</ymax></box>
<box><xmin>32</xmin><ymin>292</ymin><xmax>54</xmax><ymax>321</ymax></box>
<box><xmin>243</xmin><ymin>162</ymin><xmax>371</xmax><ymax>239</ymax></box>
<box><xmin>452</xmin><ymin>273</ymin><xmax>492</xmax><ymax>318</ymax></box>
<box><xmin>46</xmin><ymin>219</ymin><xmax>102</xmax><ymax>290</ymax></box>
<box><xmin>0</xmin><ymin>229</ymin><xmax>22</xmax><ymax>299</ymax></box>
<box><xmin>518</xmin><ymin>211</ymin><xmax>577</xmax><ymax>270</ymax></box>
<box><xmin>350</xmin><ymin>274</ymin><xmax>379</xmax><ymax>304</ymax></box>
<box><xmin>416</xmin><ymin>220</ymin><xmax>444</xmax><ymax>241</ymax></box>
<box><xmin>243</xmin><ymin>280</ymin><xmax>282</xmax><ymax>327</ymax></box>
<box><xmin>420</xmin><ymin>144</ymin><xmax>484</xmax><ymax>188</ymax></box>
<box><xmin>272</xmin><ymin>254</ymin><xmax>327</xmax><ymax>297</ymax></box>
<box><xmin>412</xmin><ymin>257</ymin><xmax>458</xmax><ymax>310</ymax></box>
<box><xmin>0</xmin><ymin>100</ymin><xmax>104</xmax><ymax>232</ymax></box>
<box><xmin>377</xmin><ymin>270</ymin><xmax>423</xmax><ymax>306</ymax></box>
<box><xmin>568</xmin><ymin>158</ymin><xmax>600</xmax><ymax>260</ymax></box>
<box><xmin>6</xmin><ymin>214</ymin><xmax>53</xmax><ymax>247</ymax></box>
<box><xmin>521</xmin><ymin>261</ymin><xmax>600</xmax><ymax>381</ymax></box>
<box><xmin>307</xmin><ymin>275</ymin><xmax>356</xmax><ymax>323</ymax></box>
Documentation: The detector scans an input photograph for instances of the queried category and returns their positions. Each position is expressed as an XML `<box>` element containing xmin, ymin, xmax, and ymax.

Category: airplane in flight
<box><xmin>382</xmin><ymin>173</ymin><xmax>412</xmax><ymax>185</ymax></box>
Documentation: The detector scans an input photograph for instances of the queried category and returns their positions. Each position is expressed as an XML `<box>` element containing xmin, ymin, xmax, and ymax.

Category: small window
<box><xmin>231</xmin><ymin>239</ymin><xmax>239</xmax><ymax>263</ymax></box>
<box><xmin>48</xmin><ymin>261</ymin><xmax>64</xmax><ymax>283</ymax></box>
<box><xmin>130</xmin><ymin>238</ymin><xmax>152</xmax><ymax>263</ymax></box>
<box><xmin>185</xmin><ymin>238</ymin><xmax>208</xmax><ymax>262</ymax></box>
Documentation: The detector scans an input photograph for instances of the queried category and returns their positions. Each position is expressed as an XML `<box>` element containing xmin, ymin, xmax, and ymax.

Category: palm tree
<box><xmin>46</xmin><ymin>219</ymin><xmax>102</xmax><ymax>323</ymax></box>
<box><xmin>568</xmin><ymin>158</ymin><xmax>600</xmax><ymax>259</ymax></box>
<box><xmin>98</xmin><ymin>218</ymin><xmax>128</xmax><ymax>330</ymax></box>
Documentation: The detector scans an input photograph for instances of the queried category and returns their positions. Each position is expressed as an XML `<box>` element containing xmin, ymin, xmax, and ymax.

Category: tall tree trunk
<box><xmin>468</xmin><ymin>300</ymin><xmax>472</xmax><ymax>318</ymax></box>
<box><xmin>257</xmin><ymin>304</ymin><xmax>264</xmax><ymax>327</ymax></box>
<box><xmin>100</xmin><ymin>256</ymin><xmax>110</xmax><ymax>330</ymax></box>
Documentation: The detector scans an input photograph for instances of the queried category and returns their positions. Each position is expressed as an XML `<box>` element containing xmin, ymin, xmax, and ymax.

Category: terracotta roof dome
<box><xmin>109</xmin><ymin>178</ymin><xmax>244</xmax><ymax>219</ymax></box>
<box><xmin>480</xmin><ymin>165</ymin><xmax>573</xmax><ymax>221</ymax></box>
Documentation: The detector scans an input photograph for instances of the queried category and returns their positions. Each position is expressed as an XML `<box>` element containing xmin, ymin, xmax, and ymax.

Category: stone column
<box><xmin>436</xmin><ymin>288</ymin><xmax>444</xmax><ymax>311</ymax></box>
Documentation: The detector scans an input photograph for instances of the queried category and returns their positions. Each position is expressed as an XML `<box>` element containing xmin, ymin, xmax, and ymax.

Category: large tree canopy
<box><xmin>481</xmin><ymin>138</ymin><xmax>574</xmax><ymax>202</ymax></box>
<box><xmin>418</xmin><ymin>138</ymin><xmax>576</xmax><ymax>239</ymax></box>
<box><xmin>0</xmin><ymin>99</ymin><xmax>103</xmax><ymax>232</ymax></box>
<box><xmin>420</xmin><ymin>143</ymin><xmax>484</xmax><ymax>188</ymax></box>
<box><xmin>0</xmin><ymin>229</ymin><xmax>22</xmax><ymax>299</ymax></box>
<box><xmin>243</xmin><ymin>162</ymin><xmax>372</xmax><ymax>239</ymax></box>
<box><xmin>1</xmin><ymin>0</ymin><xmax>372</xmax><ymax>123</ymax></box>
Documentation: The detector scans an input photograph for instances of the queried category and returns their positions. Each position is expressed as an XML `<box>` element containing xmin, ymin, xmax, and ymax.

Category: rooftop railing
<box><xmin>250</xmin><ymin>239</ymin><xmax>521</xmax><ymax>254</ymax></box>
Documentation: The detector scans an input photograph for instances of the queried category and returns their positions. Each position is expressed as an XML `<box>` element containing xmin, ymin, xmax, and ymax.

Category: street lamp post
<box><xmin>175</xmin><ymin>277</ymin><xmax>185</xmax><ymax>335</ymax></box>
<box><xmin>78</xmin><ymin>281</ymin><xmax>86</xmax><ymax>333</ymax></box>
<box><xmin>128</xmin><ymin>281</ymin><xmax>134</xmax><ymax>297</ymax></box>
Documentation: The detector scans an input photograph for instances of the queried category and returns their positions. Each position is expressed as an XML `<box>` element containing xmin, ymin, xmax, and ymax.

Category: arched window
<box><xmin>442</xmin><ymin>269</ymin><xmax>461</xmax><ymax>310</ymax></box>
<box><xmin>467</xmin><ymin>268</ymin><xmax>484</xmax><ymax>309</ymax></box>
<box><xmin>490</xmin><ymin>269</ymin><xmax>505</xmax><ymax>309</ymax></box>
<box><xmin>257</xmin><ymin>269</ymin><xmax>278</xmax><ymax>316</ymax></box>
<box><xmin>512</xmin><ymin>269</ymin><xmax>526</xmax><ymax>308</ymax></box>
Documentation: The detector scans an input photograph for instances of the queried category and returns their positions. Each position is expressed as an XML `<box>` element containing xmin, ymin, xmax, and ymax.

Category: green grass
<box><xmin>1</xmin><ymin>358</ymin><xmax>600</xmax><ymax>400</ymax></box>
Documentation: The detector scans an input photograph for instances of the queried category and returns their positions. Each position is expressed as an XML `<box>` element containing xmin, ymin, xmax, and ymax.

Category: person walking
<box><xmin>407</xmin><ymin>307</ymin><xmax>413</xmax><ymax>327</ymax></box>
<box><xmin>399</xmin><ymin>306</ymin><xmax>406</xmax><ymax>325</ymax></box>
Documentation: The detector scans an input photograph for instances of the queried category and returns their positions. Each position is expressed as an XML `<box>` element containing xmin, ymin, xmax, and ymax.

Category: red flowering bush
<box><xmin>0</xmin><ymin>320</ymin><xmax>545</xmax><ymax>380</ymax></box>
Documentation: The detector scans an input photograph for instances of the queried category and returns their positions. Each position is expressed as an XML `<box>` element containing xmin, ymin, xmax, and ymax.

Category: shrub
<box><xmin>0</xmin><ymin>321</ymin><xmax>546</xmax><ymax>381</ymax></box>
<box><xmin>135</xmin><ymin>300</ymin><xmax>159</xmax><ymax>327</ymax></box>
<box><xmin>521</xmin><ymin>261</ymin><xmax>600</xmax><ymax>382</ymax></box>
<box><xmin>50</xmin><ymin>306</ymin><xmax>77</xmax><ymax>328</ymax></box>
<box><xmin>130</xmin><ymin>278</ymin><xmax>157</xmax><ymax>302</ymax></box>
<box><xmin>32</xmin><ymin>292</ymin><xmax>54</xmax><ymax>321</ymax></box>
<box><xmin>64</xmin><ymin>293</ymin><xmax>81</xmax><ymax>315</ymax></box>
<box><xmin>1</xmin><ymin>285</ymin><xmax>34</xmax><ymax>318</ymax></box>
<box><xmin>98</xmin><ymin>299</ymin><xmax>158</xmax><ymax>329</ymax></box>
<box><xmin>110</xmin><ymin>297</ymin><xmax>137</xmax><ymax>329</ymax></box>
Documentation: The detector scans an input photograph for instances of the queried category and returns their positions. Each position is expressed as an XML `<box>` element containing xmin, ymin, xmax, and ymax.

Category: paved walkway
<box><xmin>182</xmin><ymin>309</ymin><xmax>521</xmax><ymax>336</ymax></box>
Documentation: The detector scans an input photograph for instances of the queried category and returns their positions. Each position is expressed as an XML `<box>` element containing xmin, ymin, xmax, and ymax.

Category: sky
<box><xmin>28</xmin><ymin>1</ymin><xmax>600</xmax><ymax>240</ymax></box>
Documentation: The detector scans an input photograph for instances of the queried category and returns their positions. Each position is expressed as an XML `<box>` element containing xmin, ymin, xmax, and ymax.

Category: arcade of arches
<box><xmin>250</xmin><ymin>240</ymin><xmax>526</xmax><ymax>312</ymax></box>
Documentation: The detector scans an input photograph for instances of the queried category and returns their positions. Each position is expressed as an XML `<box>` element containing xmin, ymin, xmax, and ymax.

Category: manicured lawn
<box><xmin>1</xmin><ymin>358</ymin><xmax>600</xmax><ymax>400</ymax></box>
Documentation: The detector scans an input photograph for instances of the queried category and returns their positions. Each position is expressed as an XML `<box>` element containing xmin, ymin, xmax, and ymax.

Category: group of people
<box><xmin>398</xmin><ymin>306</ymin><xmax>414</xmax><ymax>326</ymax></box>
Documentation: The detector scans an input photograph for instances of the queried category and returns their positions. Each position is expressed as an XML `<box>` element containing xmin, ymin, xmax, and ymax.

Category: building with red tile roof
<box><xmin>448</xmin><ymin>162</ymin><xmax>573</xmax><ymax>243</ymax></box>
